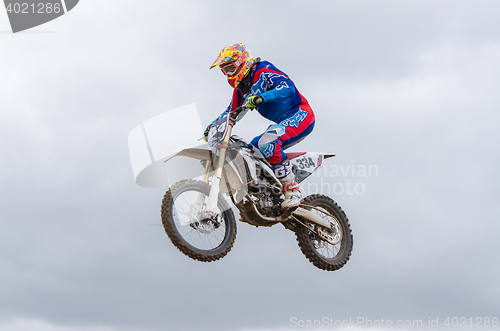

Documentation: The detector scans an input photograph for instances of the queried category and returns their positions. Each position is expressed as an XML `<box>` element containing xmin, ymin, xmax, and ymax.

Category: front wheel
<box><xmin>296</xmin><ymin>194</ymin><xmax>353</xmax><ymax>271</ymax></box>
<box><xmin>161</xmin><ymin>179</ymin><xmax>236</xmax><ymax>262</ymax></box>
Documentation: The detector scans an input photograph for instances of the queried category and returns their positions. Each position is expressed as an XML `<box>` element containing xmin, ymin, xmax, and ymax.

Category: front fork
<box><xmin>193</xmin><ymin>157</ymin><xmax>213</xmax><ymax>211</ymax></box>
<box><xmin>202</xmin><ymin>123</ymin><xmax>233</xmax><ymax>216</ymax></box>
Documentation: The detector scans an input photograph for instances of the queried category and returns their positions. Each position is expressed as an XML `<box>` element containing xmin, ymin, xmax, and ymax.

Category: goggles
<box><xmin>220</xmin><ymin>62</ymin><xmax>239</xmax><ymax>76</ymax></box>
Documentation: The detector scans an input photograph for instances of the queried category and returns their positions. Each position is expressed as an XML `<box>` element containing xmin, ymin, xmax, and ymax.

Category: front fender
<box><xmin>163</xmin><ymin>148</ymin><xmax>212</xmax><ymax>164</ymax></box>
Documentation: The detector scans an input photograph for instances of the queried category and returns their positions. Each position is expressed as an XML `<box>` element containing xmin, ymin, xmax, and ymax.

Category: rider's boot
<box><xmin>272</xmin><ymin>158</ymin><xmax>302</xmax><ymax>210</ymax></box>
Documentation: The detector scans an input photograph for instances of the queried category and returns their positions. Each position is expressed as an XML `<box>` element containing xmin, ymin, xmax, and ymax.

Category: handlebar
<box><xmin>233</xmin><ymin>100</ymin><xmax>250</xmax><ymax>115</ymax></box>
<box><xmin>230</xmin><ymin>102</ymin><xmax>250</xmax><ymax>122</ymax></box>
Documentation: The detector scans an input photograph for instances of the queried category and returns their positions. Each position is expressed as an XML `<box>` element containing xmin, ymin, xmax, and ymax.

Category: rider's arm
<box><xmin>211</xmin><ymin>88</ymin><xmax>244</xmax><ymax>124</ymax></box>
<box><xmin>256</xmin><ymin>70</ymin><xmax>296</xmax><ymax>103</ymax></box>
<box><xmin>224</xmin><ymin>89</ymin><xmax>245</xmax><ymax>117</ymax></box>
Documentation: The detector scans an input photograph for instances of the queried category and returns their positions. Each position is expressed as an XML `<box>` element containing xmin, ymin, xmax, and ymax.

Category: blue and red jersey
<box><xmin>226</xmin><ymin>60</ymin><xmax>308</xmax><ymax>123</ymax></box>
<box><xmin>216</xmin><ymin>59</ymin><xmax>315</xmax><ymax>164</ymax></box>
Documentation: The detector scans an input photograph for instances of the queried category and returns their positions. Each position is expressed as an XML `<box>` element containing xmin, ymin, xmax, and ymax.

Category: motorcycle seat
<box><xmin>285</xmin><ymin>152</ymin><xmax>307</xmax><ymax>159</ymax></box>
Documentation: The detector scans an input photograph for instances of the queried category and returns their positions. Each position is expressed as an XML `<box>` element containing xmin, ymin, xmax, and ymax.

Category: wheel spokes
<box><xmin>171</xmin><ymin>190</ymin><xmax>227</xmax><ymax>251</ymax></box>
<box><xmin>310</xmin><ymin>206</ymin><xmax>343</xmax><ymax>260</ymax></box>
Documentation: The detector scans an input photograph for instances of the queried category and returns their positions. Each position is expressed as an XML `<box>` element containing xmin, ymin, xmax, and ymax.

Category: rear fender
<box><xmin>289</xmin><ymin>153</ymin><xmax>335</xmax><ymax>183</ymax></box>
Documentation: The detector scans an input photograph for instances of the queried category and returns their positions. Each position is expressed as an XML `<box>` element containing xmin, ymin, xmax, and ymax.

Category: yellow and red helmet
<box><xmin>210</xmin><ymin>43</ymin><xmax>254</xmax><ymax>88</ymax></box>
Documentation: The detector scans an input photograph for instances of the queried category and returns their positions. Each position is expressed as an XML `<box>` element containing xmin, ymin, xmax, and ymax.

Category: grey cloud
<box><xmin>0</xmin><ymin>0</ymin><xmax>499</xmax><ymax>331</ymax></box>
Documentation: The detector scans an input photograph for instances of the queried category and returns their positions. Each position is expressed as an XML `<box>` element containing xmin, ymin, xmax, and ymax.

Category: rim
<box><xmin>308</xmin><ymin>206</ymin><xmax>344</xmax><ymax>260</ymax></box>
<box><xmin>171</xmin><ymin>189</ymin><xmax>228</xmax><ymax>251</ymax></box>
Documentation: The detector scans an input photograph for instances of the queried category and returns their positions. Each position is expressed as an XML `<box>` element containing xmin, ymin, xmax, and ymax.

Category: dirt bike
<box><xmin>160</xmin><ymin>103</ymin><xmax>353</xmax><ymax>271</ymax></box>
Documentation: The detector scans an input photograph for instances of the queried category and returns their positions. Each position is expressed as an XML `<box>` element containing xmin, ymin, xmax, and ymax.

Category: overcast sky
<box><xmin>1</xmin><ymin>1</ymin><xmax>499</xmax><ymax>331</ymax></box>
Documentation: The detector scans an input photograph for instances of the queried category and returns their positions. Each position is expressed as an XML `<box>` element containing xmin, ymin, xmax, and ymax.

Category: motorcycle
<box><xmin>160</xmin><ymin>103</ymin><xmax>353</xmax><ymax>271</ymax></box>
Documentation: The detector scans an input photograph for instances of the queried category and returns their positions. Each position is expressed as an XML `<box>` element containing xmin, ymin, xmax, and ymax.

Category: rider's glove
<box><xmin>203</xmin><ymin>124</ymin><xmax>211</xmax><ymax>142</ymax></box>
<box><xmin>247</xmin><ymin>95</ymin><xmax>263</xmax><ymax>109</ymax></box>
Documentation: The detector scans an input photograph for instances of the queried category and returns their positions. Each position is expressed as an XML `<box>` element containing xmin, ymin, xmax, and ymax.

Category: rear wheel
<box><xmin>161</xmin><ymin>180</ymin><xmax>236</xmax><ymax>262</ymax></box>
<box><xmin>296</xmin><ymin>195</ymin><xmax>353</xmax><ymax>271</ymax></box>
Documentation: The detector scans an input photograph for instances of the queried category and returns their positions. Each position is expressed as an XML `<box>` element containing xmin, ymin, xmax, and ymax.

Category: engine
<box><xmin>248</xmin><ymin>166</ymin><xmax>283</xmax><ymax>217</ymax></box>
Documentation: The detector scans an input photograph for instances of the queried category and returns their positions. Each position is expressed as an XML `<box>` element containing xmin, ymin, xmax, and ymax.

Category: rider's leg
<box><xmin>251</xmin><ymin>102</ymin><xmax>315</xmax><ymax>209</ymax></box>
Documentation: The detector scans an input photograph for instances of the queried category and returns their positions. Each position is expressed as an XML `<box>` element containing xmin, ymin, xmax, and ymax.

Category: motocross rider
<box><xmin>205</xmin><ymin>43</ymin><xmax>315</xmax><ymax>209</ymax></box>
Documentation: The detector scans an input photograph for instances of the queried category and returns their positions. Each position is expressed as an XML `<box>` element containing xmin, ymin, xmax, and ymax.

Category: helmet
<box><xmin>210</xmin><ymin>43</ymin><xmax>254</xmax><ymax>88</ymax></box>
